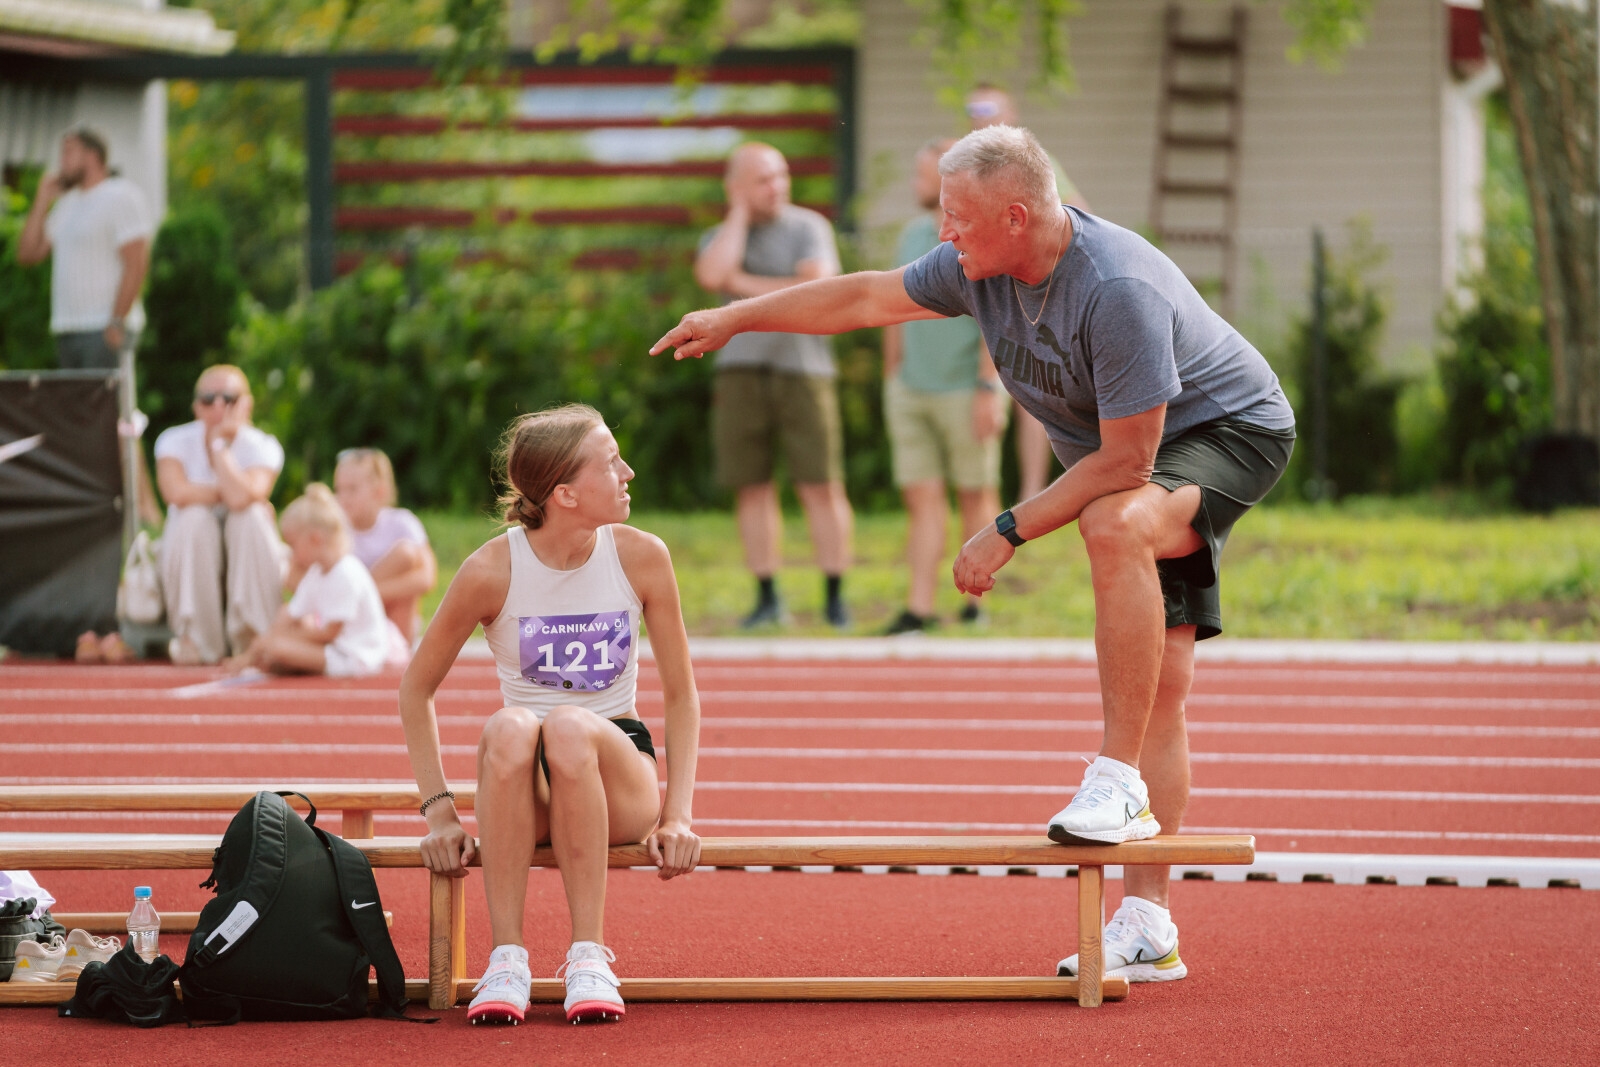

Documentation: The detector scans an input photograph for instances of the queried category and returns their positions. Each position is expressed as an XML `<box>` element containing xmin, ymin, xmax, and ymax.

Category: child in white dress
<box><xmin>234</xmin><ymin>484</ymin><xmax>407</xmax><ymax>677</ymax></box>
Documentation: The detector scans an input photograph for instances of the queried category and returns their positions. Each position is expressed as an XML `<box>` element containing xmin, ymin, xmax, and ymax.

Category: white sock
<box><xmin>489</xmin><ymin>944</ymin><xmax>528</xmax><ymax>966</ymax></box>
<box><xmin>1091</xmin><ymin>755</ymin><xmax>1141</xmax><ymax>783</ymax></box>
<box><xmin>1120</xmin><ymin>895</ymin><xmax>1172</xmax><ymax>922</ymax></box>
<box><xmin>567</xmin><ymin>940</ymin><xmax>607</xmax><ymax>960</ymax></box>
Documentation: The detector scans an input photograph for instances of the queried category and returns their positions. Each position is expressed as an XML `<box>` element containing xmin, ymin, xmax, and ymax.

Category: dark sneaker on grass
<box><xmin>740</xmin><ymin>598</ymin><xmax>788</xmax><ymax>630</ymax></box>
<box><xmin>824</xmin><ymin>598</ymin><xmax>852</xmax><ymax>630</ymax></box>
<box><xmin>958</xmin><ymin>603</ymin><xmax>986</xmax><ymax>625</ymax></box>
<box><xmin>883</xmin><ymin>610</ymin><xmax>934</xmax><ymax>635</ymax></box>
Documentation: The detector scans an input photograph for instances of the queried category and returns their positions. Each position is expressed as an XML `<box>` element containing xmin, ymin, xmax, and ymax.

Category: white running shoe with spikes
<box><xmin>1047</xmin><ymin>756</ymin><xmax>1161</xmax><ymax>845</ymax></box>
<box><xmin>558</xmin><ymin>941</ymin><xmax>625</xmax><ymax>1024</ymax></box>
<box><xmin>7</xmin><ymin>934</ymin><xmax>67</xmax><ymax>982</ymax></box>
<box><xmin>56</xmin><ymin>930</ymin><xmax>121</xmax><ymax>981</ymax></box>
<box><xmin>1058</xmin><ymin>896</ymin><xmax>1187</xmax><ymax>982</ymax></box>
<box><xmin>468</xmin><ymin>945</ymin><xmax>532</xmax><ymax>1025</ymax></box>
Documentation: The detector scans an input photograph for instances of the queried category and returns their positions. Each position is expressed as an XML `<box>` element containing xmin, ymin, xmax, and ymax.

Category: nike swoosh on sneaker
<box><xmin>351</xmin><ymin>900</ymin><xmax>378</xmax><ymax>910</ymax></box>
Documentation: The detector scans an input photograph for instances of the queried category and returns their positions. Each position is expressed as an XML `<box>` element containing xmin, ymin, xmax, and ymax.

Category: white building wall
<box><xmin>859</xmin><ymin>0</ymin><xmax>1450</xmax><ymax>368</ymax></box>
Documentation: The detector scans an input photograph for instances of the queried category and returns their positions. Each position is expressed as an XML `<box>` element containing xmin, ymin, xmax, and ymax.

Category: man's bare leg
<box><xmin>955</xmin><ymin>485</ymin><xmax>1000</xmax><ymax>612</ymax></box>
<box><xmin>900</xmin><ymin>480</ymin><xmax>948</xmax><ymax>617</ymax></box>
<box><xmin>1014</xmin><ymin>406</ymin><xmax>1054</xmax><ymax>501</ymax></box>
<box><xmin>736</xmin><ymin>482</ymin><xmax>783</xmax><ymax>577</ymax></box>
<box><xmin>1123</xmin><ymin>625</ymin><xmax>1196</xmax><ymax>909</ymax></box>
<box><xmin>795</xmin><ymin>481</ymin><xmax>853</xmax><ymax>576</ymax></box>
<box><xmin>1078</xmin><ymin>483</ymin><xmax>1204</xmax><ymax>768</ymax></box>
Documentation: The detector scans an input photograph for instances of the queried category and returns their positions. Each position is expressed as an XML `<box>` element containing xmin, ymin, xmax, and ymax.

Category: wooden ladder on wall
<box><xmin>1149</xmin><ymin>4</ymin><xmax>1248</xmax><ymax>317</ymax></box>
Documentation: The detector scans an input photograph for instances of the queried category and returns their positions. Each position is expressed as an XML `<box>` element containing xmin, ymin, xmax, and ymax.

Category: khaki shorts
<box><xmin>713</xmin><ymin>367</ymin><xmax>844</xmax><ymax>488</ymax></box>
<box><xmin>884</xmin><ymin>377</ymin><xmax>1007</xmax><ymax>490</ymax></box>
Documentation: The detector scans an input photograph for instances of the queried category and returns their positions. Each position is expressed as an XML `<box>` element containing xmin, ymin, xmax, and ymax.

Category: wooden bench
<box><xmin>0</xmin><ymin>784</ymin><xmax>455</xmax><ymax>934</ymax></box>
<box><xmin>0</xmin><ymin>830</ymin><xmax>1254</xmax><ymax>1010</ymax></box>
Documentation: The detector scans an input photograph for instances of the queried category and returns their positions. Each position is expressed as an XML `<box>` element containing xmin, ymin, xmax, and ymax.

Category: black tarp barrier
<box><xmin>0</xmin><ymin>371</ymin><xmax>123</xmax><ymax>656</ymax></box>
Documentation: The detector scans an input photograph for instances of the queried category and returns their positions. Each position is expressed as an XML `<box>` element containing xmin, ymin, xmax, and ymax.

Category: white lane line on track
<box><xmin>684</xmin><ymin>782</ymin><xmax>1600</xmax><ymax>804</ymax></box>
<box><xmin>11</xmin><ymin>711</ymin><xmax>1600</xmax><ymax>741</ymax></box>
<box><xmin>695</xmin><ymin>748</ymin><xmax>1600</xmax><ymax>769</ymax></box>
<box><xmin>9</xmin><ymin>687</ymin><xmax>1599</xmax><ymax>713</ymax></box>
<box><xmin>436</xmin><ymin>664</ymin><xmax>1600</xmax><ymax>687</ymax></box>
<box><xmin>680</xmin><ymin>818</ymin><xmax>1600</xmax><ymax>844</ymax></box>
<box><xmin>3</xmin><ymin>782</ymin><xmax>1592</xmax><ymax>808</ymax></box>
<box><xmin>5</xmin><ymin>743</ymin><xmax>1598</xmax><ymax>768</ymax></box>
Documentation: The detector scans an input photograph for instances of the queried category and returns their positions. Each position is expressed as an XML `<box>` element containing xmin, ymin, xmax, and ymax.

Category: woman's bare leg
<box><xmin>477</xmin><ymin>707</ymin><xmax>543</xmax><ymax>948</ymax></box>
<box><xmin>538</xmin><ymin>706</ymin><xmax>662</xmax><ymax>946</ymax></box>
<box><xmin>368</xmin><ymin>541</ymin><xmax>431</xmax><ymax>643</ymax></box>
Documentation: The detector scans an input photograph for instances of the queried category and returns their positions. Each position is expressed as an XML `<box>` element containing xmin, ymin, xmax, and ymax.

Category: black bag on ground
<box><xmin>59</xmin><ymin>945</ymin><xmax>185</xmax><ymax>1027</ymax></box>
<box><xmin>177</xmin><ymin>790</ymin><xmax>421</xmax><ymax>1023</ymax></box>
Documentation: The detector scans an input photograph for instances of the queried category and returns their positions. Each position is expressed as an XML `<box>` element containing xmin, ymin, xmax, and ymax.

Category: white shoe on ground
<box><xmin>558</xmin><ymin>941</ymin><xmax>624</xmax><ymax>1023</ymax></box>
<box><xmin>468</xmin><ymin>945</ymin><xmax>531</xmax><ymax>1025</ymax></box>
<box><xmin>8</xmin><ymin>935</ymin><xmax>67</xmax><ymax>982</ymax></box>
<box><xmin>1057</xmin><ymin>895</ymin><xmax>1187</xmax><ymax>982</ymax></box>
<box><xmin>56</xmin><ymin>930</ymin><xmax>121</xmax><ymax>981</ymax></box>
<box><xmin>1047</xmin><ymin>756</ymin><xmax>1161</xmax><ymax>844</ymax></box>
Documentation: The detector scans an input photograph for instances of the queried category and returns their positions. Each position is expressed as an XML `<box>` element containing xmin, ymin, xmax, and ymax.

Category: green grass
<box><xmin>417</xmin><ymin>500</ymin><xmax>1600</xmax><ymax>641</ymax></box>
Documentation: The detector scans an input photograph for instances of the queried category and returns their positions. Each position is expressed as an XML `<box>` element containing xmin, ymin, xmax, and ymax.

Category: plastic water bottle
<box><xmin>127</xmin><ymin>886</ymin><xmax>160</xmax><ymax>963</ymax></box>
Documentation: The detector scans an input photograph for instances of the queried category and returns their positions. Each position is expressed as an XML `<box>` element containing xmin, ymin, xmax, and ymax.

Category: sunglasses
<box><xmin>195</xmin><ymin>392</ymin><xmax>242</xmax><ymax>406</ymax></box>
<box><xmin>966</xmin><ymin>100</ymin><xmax>1003</xmax><ymax>119</ymax></box>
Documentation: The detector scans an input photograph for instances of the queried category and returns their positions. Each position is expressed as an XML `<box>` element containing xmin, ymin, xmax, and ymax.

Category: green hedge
<box><xmin>227</xmin><ymin>243</ymin><xmax>898</xmax><ymax>513</ymax></box>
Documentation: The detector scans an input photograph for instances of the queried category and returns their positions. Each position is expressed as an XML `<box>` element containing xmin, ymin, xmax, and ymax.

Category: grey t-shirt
<box><xmin>902</xmin><ymin>207</ymin><xmax>1295</xmax><ymax>468</ymax></box>
<box><xmin>700</xmin><ymin>204</ymin><xmax>841</xmax><ymax>378</ymax></box>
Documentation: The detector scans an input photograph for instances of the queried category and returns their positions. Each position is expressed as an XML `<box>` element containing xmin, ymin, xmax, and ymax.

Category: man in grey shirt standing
<box><xmin>695</xmin><ymin>142</ymin><xmax>853</xmax><ymax>628</ymax></box>
<box><xmin>657</xmin><ymin>125</ymin><xmax>1294</xmax><ymax>985</ymax></box>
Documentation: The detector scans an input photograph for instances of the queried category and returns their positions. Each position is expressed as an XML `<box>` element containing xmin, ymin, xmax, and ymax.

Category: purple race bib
<box><xmin>517</xmin><ymin>611</ymin><xmax>631</xmax><ymax>692</ymax></box>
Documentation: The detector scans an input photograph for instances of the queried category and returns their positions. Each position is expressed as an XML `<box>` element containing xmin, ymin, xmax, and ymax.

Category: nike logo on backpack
<box><xmin>351</xmin><ymin>900</ymin><xmax>378</xmax><ymax>910</ymax></box>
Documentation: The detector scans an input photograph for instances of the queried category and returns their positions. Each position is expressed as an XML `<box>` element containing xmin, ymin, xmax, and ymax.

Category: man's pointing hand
<box><xmin>650</xmin><ymin>309</ymin><xmax>735</xmax><ymax>360</ymax></box>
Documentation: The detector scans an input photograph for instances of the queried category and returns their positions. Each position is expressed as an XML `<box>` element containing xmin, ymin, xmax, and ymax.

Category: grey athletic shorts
<box><xmin>1148</xmin><ymin>418</ymin><xmax>1295</xmax><ymax>640</ymax></box>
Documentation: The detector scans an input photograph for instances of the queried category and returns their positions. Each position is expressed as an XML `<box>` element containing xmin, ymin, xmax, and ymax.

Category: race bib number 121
<box><xmin>518</xmin><ymin>611</ymin><xmax>631</xmax><ymax>692</ymax></box>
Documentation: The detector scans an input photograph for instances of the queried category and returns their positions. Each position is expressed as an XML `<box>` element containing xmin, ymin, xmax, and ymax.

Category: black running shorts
<box><xmin>1147</xmin><ymin>417</ymin><xmax>1295</xmax><ymax>640</ymax></box>
<box><xmin>538</xmin><ymin>715</ymin><xmax>656</xmax><ymax>783</ymax></box>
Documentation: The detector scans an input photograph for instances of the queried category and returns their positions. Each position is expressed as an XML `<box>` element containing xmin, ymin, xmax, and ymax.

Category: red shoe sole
<box><xmin>565</xmin><ymin>1000</ymin><xmax>625</xmax><ymax>1024</ymax></box>
<box><xmin>468</xmin><ymin>1001</ymin><xmax>527</xmax><ymax>1025</ymax></box>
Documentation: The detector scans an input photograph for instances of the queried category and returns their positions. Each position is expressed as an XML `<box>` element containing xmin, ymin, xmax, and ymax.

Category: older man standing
<box><xmin>882</xmin><ymin>138</ymin><xmax>1007</xmax><ymax>634</ymax></box>
<box><xmin>695</xmin><ymin>142</ymin><xmax>853</xmax><ymax>629</ymax></box>
<box><xmin>655</xmin><ymin>125</ymin><xmax>1295</xmax><ymax>984</ymax></box>
<box><xmin>15</xmin><ymin>127</ymin><xmax>152</xmax><ymax>369</ymax></box>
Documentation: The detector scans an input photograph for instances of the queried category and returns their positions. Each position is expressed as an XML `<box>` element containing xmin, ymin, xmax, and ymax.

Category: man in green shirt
<box><xmin>967</xmin><ymin>85</ymin><xmax>1092</xmax><ymax>502</ymax></box>
<box><xmin>882</xmin><ymin>139</ymin><xmax>1009</xmax><ymax>633</ymax></box>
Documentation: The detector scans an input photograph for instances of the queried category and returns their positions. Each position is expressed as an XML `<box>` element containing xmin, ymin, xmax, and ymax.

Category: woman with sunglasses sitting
<box><xmin>152</xmin><ymin>364</ymin><xmax>286</xmax><ymax>665</ymax></box>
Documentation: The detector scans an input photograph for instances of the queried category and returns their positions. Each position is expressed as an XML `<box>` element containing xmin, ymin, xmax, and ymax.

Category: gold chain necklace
<box><xmin>1011</xmin><ymin>209</ymin><xmax>1070</xmax><ymax>327</ymax></box>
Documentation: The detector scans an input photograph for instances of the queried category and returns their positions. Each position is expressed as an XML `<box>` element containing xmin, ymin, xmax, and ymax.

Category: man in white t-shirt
<box><xmin>15</xmin><ymin>126</ymin><xmax>153</xmax><ymax>369</ymax></box>
<box><xmin>153</xmin><ymin>364</ymin><xmax>287</xmax><ymax>665</ymax></box>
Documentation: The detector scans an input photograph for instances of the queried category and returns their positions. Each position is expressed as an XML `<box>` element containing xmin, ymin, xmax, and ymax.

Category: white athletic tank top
<box><xmin>482</xmin><ymin>524</ymin><xmax>642</xmax><ymax>719</ymax></box>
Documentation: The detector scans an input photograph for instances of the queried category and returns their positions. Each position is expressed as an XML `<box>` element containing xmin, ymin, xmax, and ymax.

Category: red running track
<box><xmin>2</xmin><ymin>656</ymin><xmax>1597</xmax><ymax>1063</ymax></box>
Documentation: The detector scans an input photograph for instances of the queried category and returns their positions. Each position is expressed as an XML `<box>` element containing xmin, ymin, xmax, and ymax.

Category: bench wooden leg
<box><xmin>429</xmin><ymin>871</ymin><xmax>466</xmax><ymax>1009</ymax></box>
<box><xmin>342</xmin><ymin>808</ymin><xmax>375</xmax><ymax>839</ymax></box>
<box><xmin>1077</xmin><ymin>864</ymin><xmax>1104</xmax><ymax>1008</ymax></box>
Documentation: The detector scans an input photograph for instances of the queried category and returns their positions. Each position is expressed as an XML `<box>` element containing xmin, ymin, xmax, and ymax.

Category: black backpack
<box><xmin>178</xmin><ymin>790</ymin><xmax>424</xmax><ymax>1024</ymax></box>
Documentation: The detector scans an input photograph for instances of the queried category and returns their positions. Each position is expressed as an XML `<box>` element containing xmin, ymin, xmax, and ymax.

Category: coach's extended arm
<box><xmin>650</xmin><ymin>266</ymin><xmax>945</xmax><ymax>361</ymax></box>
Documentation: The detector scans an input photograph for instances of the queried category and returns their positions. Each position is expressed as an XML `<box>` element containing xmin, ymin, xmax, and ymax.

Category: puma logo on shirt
<box><xmin>992</xmin><ymin>336</ymin><xmax>1068</xmax><ymax>399</ymax></box>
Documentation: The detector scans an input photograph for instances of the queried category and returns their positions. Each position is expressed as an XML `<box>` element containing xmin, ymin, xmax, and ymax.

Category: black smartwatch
<box><xmin>995</xmin><ymin>509</ymin><xmax>1026</xmax><ymax>547</ymax></box>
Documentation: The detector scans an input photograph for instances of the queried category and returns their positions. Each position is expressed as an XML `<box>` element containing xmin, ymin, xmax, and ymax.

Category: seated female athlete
<box><xmin>398</xmin><ymin>404</ymin><xmax>701</xmax><ymax>1025</ymax></box>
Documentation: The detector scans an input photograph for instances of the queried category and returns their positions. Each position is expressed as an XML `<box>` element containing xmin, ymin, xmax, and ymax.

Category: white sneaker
<box><xmin>1058</xmin><ymin>896</ymin><xmax>1187</xmax><ymax>982</ymax></box>
<box><xmin>468</xmin><ymin>945</ymin><xmax>531</xmax><ymax>1026</ymax></box>
<box><xmin>1047</xmin><ymin>756</ymin><xmax>1161</xmax><ymax>844</ymax></box>
<box><xmin>8</xmin><ymin>935</ymin><xmax>67</xmax><ymax>982</ymax></box>
<box><xmin>558</xmin><ymin>941</ymin><xmax>624</xmax><ymax>1024</ymax></box>
<box><xmin>56</xmin><ymin>930</ymin><xmax>121</xmax><ymax>981</ymax></box>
